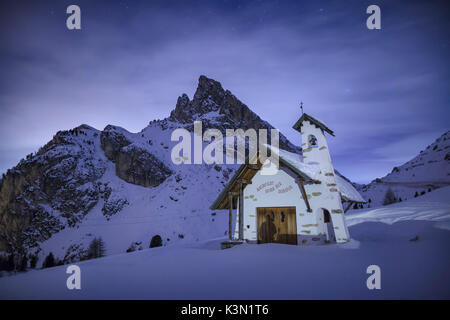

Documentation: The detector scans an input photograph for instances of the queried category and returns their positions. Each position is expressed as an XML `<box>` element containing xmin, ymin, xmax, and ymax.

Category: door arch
<box><xmin>321</xmin><ymin>209</ymin><xmax>335</xmax><ymax>243</ymax></box>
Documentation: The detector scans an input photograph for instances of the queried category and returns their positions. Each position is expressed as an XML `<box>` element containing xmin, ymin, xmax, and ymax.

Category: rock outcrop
<box><xmin>100</xmin><ymin>125</ymin><xmax>132</xmax><ymax>161</ymax></box>
<box><xmin>0</xmin><ymin>125</ymin><xmax>106</xmax><ymax>253</ymax></box>
<box><xmin>116</xmin><ymin>145</ymin><xmax>172</xmax><ymax>187</ymax></box>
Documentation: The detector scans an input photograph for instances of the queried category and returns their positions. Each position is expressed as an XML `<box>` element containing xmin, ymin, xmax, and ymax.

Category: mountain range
<box><xmin>0</xmin><ymin>75</ymin><xmax>300</xmax><ymax>263</ymax></box>
<box><xmin>356</xmin><ymin>131</ymin><xmax>450</xmax><ymax>207</ymax></box>
<box><xmin>0</xmin><ymin>75</ymin><xmax>448</xmax><ymax>266</ymax></box>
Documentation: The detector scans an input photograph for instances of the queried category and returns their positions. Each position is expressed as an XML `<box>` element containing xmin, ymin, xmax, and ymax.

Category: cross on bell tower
<box><xmin>300</xmin><ymin>101</ymin><xmax>304</xmax><ymax>115</ymax></box>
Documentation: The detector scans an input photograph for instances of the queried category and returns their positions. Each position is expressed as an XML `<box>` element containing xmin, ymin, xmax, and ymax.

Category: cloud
<box><xmin>0</xmin><ymin>0</ymin><xmax>448</xmax><ymax>182</ymax></box>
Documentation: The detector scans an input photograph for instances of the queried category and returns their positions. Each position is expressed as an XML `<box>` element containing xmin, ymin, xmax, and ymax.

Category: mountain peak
<box><xmin>192</xmin><ymin>75</ymin><xmax>226</xmax><ymax>108</ymax></box>
<box><xmin>167</xmin><ymin>75</ymin><xmax>299</xmax><ymax>152</ymax></box>
<box><xmin>169</xmin><ymin>75</ymin><xmax>227</xmax><ymax>123</ymax></box>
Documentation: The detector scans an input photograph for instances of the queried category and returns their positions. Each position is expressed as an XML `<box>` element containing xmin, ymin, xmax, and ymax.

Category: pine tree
<box><xmin>42</xmin><ymin>252</ymin><xmax>55</xmax><ymax>269</ymax></box>
<box><xmin>383</xmin><ymin>188</ymin><xmax>397</xmax><ymax>205</ymax></box>
<box><xmin>87</xmin><ymin>238</ymin><xmax>97</xmax><ymax>259</ymax></box>
<box><xmin>0</xmin><ymin>255</ymin><xmax>14</xmax><ymax>271</ymax></box>
<box><xmin>87</xmin><ymin>237</ymin><xmax>106</xmax><ymax>259</ymax></box>
<box><xmin>6</xmin><ymin>254</ymin><xmax>14</xmax><ymax>271</ymax></box>
<box><xmin>29</xmin><ymin>255</ymin><xmax>38</xmax><ymax>269</ymax></box>
<box><xmin>97</xmin><ymin>237</ymin><xmax>106</xmax><ymax>258</ymax></box>
<box><xmin>19</xmin><ymin>256</ymin><xmax>28</xmax><ymax>272</ymax></box>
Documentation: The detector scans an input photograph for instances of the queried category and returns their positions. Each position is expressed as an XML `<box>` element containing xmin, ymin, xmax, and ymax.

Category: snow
<box><xmin>335</xmin><ymin>174</ymin><xmax>366</xmax><ymax>203</ymax></box>
<box><xmin>357</xmin><ymin>131</ymin><xmax>450</xmax><ymax>207</ymax></box>
<box><xmin>267</xmin><ymin>144</ymin><xmax>364</xmax><ymax>202</ymax></box>
<box><xmin>347</xmin><ymin>185</ymin><xmax>450</xmax><ymax>226</ymax></box>
<box><xmin>1</xmin><ymin>187</ymin><xmax>449</xmax><ymax>299</ymax></box>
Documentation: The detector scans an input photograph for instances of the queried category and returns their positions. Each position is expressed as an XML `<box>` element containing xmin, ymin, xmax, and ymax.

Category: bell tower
<box><xmin>292</xmin><ymin>109</ymin><xmax>350</xmax><ymax>243</ymax></box>
<box><xmin>292</xmin><ymin>112</ymin><xmax>335</xmax><ymax>169</ymax></box>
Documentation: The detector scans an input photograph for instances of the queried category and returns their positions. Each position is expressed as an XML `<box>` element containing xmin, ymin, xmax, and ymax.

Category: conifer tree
<box><xmin>42</xmin><ymin>252</ymin><xmax>55</xmax><ymax>269</ymax></box>
<box><xmin>383</xmin><ymin>188</ymin><xmax>397</xmax><ymax>205</ymax></box>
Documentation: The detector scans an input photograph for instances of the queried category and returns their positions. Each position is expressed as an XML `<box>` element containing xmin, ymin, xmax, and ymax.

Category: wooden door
<box><xmin>257</xmin><ymin>207</ymin><xmax>297</xmax><ymax>245</ymax></box>
<box><xmin>277</xmin><ymin>207</ymin><xmax>297</xmax><ymax>245</ymax></box>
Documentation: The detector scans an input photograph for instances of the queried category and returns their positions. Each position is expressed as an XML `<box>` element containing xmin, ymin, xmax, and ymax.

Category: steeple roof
<box><xmin>292</xmin><ymin>113</ymin><xmax>335</xmax><ymax>136</ymax></box>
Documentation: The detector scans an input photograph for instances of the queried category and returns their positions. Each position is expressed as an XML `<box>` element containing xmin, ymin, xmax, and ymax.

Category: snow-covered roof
<box><xmin>334</xmin><ymin>174</ymin><xmax>366</xmax><ymax>203</ymax></box>
<box><xmin>265</xmin><ymin>144</ymin><xmax>321</xmax><ymax>181</ymax></box>
<box><xmin>267</xmin><ymin>146</ymin><xmax>365</xmax><ymax>203</ymax></box>
<box><xmin>211</xmin><ymin>145</ymin><xmax>366</xmax><ymax>209</ymax></box>
<box><xmin>292</xmin><ymin>113</ymin><xmax>335</xmax><ymax>136</ymax></box>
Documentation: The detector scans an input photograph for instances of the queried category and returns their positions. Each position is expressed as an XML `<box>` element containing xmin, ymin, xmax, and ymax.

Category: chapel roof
<box><xmin>210</xmin><ymin>147</ymin><xmax>365</xmax><ymax>210</ymax></box>
<box><xmin>292</xmin><ymin>113</ymin><xmax>335</xmax><ymax>136</ymax></box>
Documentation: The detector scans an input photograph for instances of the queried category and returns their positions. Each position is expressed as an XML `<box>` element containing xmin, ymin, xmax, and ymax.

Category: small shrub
<box><xmin>150</xmin><ymin>235</ymin><xmax>163</xmax><ymax>248</ymax></box>
<box><xmin>126</xmin><ymin>243</ymin><xmax>136</xmax><ymax>253</ymax></box>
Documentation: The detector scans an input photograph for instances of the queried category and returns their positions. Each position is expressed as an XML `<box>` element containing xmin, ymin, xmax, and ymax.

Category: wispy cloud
<box><xmin>0</xmin><ymin>0</ymin><xmax>448</xmax><ymax>183</ymax></box>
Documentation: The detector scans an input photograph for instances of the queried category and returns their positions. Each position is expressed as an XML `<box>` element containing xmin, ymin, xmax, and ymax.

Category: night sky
<box><xmin>0</xmin><ymin>0</ymin><xmax>448</xmax><ymax>183</ymax></box>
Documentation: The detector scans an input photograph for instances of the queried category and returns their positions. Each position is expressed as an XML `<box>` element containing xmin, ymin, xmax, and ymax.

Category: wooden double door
<box><xmin>257</xmin><ymin>207</ymin><xmax>297</xmax><ymax>245</ymax></box>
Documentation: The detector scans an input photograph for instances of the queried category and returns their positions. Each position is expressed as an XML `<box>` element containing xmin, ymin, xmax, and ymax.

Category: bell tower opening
<box><xmin>308</xmin><ymin>134</ymin><xmax>318</xmax><ymax>148</ymax></box>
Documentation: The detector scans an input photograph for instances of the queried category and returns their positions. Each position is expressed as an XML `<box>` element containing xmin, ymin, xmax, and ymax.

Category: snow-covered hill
<box><xmin>1</xmin><ymin>186</ymin><xmax>449</xmax><ymax>299</ymax></box>
<box><xmin>356</xmin><ymin>131</ymin><xmax>450</xmax><ymax>208</ymax></box>
<box><xmin>0</xmin><ymin>75</ymin><xmax>303</xmax><ymax>265</ymax></box>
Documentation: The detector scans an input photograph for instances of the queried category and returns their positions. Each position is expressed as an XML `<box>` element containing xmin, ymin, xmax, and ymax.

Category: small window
<box><xmin>308</xmin><ymin>135</ymin><xmax>318</xmax><ymax>148</ymax></box>
<box><xmin>281</xmin><ymin>211</ymin><xmax>285</xmax><ymax>223</ymax></box>
<box><xmin>270</xmin><ymin>211</ymin><xmax>275</xmax><ymax>222</ymax></box>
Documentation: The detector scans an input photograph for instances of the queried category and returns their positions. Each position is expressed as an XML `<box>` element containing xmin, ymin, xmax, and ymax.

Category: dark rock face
<box><xmin>116</xmin><ymin>145</ymin><xmax>172</xmax><ymax>187</ymax></box>
<box><xmin>0</xmin><ymin>126</ymin><xmax>106</xmax><ymax>253</ymax></box>
<box><xmin>100</xmin><ymin>125</ymin><xmax>132</xmax><ymax>161</ymax></box>
<box><xmin>169</xmin><ymin>94</ymin><xmax>195</xmax><ymax>124</ymax></box>
<box><xmin>192</xmin><ymin>76</ymin><xmax>226</xmax><ymax>111</ymax></box>
<box><xmin>100</xmin><ymin>125</ymin><xmax>172</xmax><ymax>188</ymax></box>
<box><xmin>100</xmin><ymin>184</ymin><xmax>129</xmax><ymax>220</ymax></box>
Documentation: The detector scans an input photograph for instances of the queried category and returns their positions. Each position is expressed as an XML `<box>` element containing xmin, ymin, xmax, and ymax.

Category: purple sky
<box><xmin>0</xmin><ymin>0</ymin><xmax>448</xmax><ymax>183</ymax></box>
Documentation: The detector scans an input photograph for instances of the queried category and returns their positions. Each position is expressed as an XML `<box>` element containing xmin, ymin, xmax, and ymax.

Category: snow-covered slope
<box><xmin>1</xmin><ymin>187</ymin><xmax>449</xmax><ymax>299</ymax></box>
<box><xmin>356</xmin><ymin>131</ymin><xmax>450</xmax><ymax>208</ymax></box>
<box><xmin>0</xmin><ymin>75</ymin><xmax>304</xmax><ymax>264</ymax></box>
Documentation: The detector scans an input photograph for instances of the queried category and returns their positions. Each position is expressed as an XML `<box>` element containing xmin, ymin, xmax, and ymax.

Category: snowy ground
<box><xmin>1</xmin><ymin>187</ymin><xmax>449</xmax><ymax>300</ymax></box>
